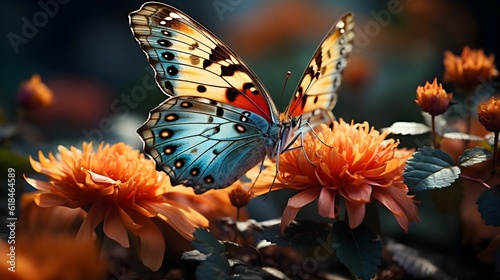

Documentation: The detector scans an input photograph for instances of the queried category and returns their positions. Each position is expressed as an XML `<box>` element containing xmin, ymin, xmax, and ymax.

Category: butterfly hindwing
<box><xmin>286</xmin><ymin>13</ymin><xmax>354</xmax><ymax>119</ymax></box>
<box><xmin>129</xmin><ymin>2</ymin><xmax>278</xmax><ymax>123</ymax></box>
<box><xmin>138</xmin><ymin>96</ymin><xmax>274</xmax><ymax>194</ymax></box>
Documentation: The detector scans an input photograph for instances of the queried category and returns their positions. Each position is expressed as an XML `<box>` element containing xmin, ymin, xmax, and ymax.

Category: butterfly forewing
<box><xmin>286</xmin><ymin>13</ymin><xmax>354</xmax><ymax>120</ymax></box>
<box><xmin>129</xmin><ymin>2</ymin><xmax>278</xmax><ymax>123</ymax></box>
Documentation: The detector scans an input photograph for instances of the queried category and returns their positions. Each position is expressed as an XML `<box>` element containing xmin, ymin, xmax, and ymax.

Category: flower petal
<box><xmin>86</xmin><ymin>169</ymin><xmax>117</xmax><ymax>184</ymax></box>
<box><xmin>317</xmin><ymin>188</ymin><xmax>336</xmax><ymax>218</ymax></box>
<box><xmin>24</xmin><ymin>176</ymin><xmax>52</xmax><ymax>191</ymax></box>
<box><xmin>76</xmin><ymin>200</ymin><xmax>107</xmax><ymax>243</ymax></box>
<box><xmin>103</xmin><ymin>205</ymin><xmax>130</xmax><ymax>247</ymax></box>
<box><xmin>132</xmin><ymin>214</ymin><xmax>165</xmax><ymax>271</ymax></box>
<box><xmin>345</xmin><ymin>200</ymin><xmax>366</xmax><ymax>229</ymax></box>
<box><xmin>372</xmin><ymin>185</ymin><xmax>419</xmax><ymax>232</ymax></box>
<box><xmin>34</xmin><ymin>192</ymin><xmax>68</xmax><ymax>207</ymax></box>
<box><xmin>281</xmin><ymin>188</ymin><xmax>321</xmax><ymax>233</ymax></box>
<box><xmin>151</xmin><ymin>201</ymin><xmax>208</xmax><ymax>240</ymax></box>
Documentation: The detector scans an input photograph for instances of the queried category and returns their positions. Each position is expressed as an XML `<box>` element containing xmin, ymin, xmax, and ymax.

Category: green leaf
<box><xmin>458</xmin><ymin>147</ymin><xmax>491</xmax><ymax>167</ymax></box>
<box><xmin>260</xmin><ymin>220</ymin><xmax>331</xmax><ymax>248</ymax></box>
<box><xmin>403</xmin><ymin>147</ymin><xmax>460</xmax><ymax>192</ymax></box>
<box><xmin>477</xmin><ymin>185</ymin><xmax>500</xmax><ymax>226</ymax></box>
<box><xmin>331</xmin><ymin>221</ymin><xmax>381</xmax><ymax>280</ymax></box>
<box><xmin>195</xmin><ymin>254</ymin><xmax>230</xmax><ymax>280</ymax></box>
<box><xmin>191</xmin><ymin>228</ymin><xmax>224</xmax><ymax>254</ymax></box>
<box><xmin>181</xmin><ymin>249</ymin><xmax>207</xmax><ymax>261</ymax></box>
<box><xmin>383</xmin><ymin>122</ymin><xmax>431</xmax><ymax>135</ymax></box>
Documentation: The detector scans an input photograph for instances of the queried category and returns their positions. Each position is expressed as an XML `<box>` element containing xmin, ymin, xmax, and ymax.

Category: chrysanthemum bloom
<box><xmin>16</xmin><ymin>74</ymin><xmax>53</xmax><ymax>110</ymax></box>
<box><xmin>253</xmin><ymin>120</ymin><xmax>419</xmax><ymax>233</ymax></box>
<box><xmin>478</xmin><ymin>97</ymin><xmax>500</xmax><ymax>132</ymax></box>
<box><xmin>443</xmin><ymin>46</ymin><xmax>499</xmax><ymax>90</ymax></box>
<box><xmin>25</xmin><ymin>142</ymin><xmax>208</xmax><ymax>271</ymax></box>
<box><xmin>415</xmin><ymin>78</ymin><xmax>453</xmax><ymax>116</ymax></box>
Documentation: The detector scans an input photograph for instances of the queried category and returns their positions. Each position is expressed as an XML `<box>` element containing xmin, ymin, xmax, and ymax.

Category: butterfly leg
<box><xmin>301</xmin><ymin>121</ymin><xmax>332</xmax><ymax>148</ymax></box>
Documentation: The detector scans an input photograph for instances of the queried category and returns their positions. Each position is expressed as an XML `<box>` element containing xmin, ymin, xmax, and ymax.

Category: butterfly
<box><xmin>129</xmin><ymin>2</ymin><xmax>354</xmax><ymax>194</ymax></box>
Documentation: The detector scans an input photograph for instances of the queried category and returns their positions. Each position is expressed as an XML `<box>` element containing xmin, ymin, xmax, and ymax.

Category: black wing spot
<box><xmin>234</xmin><ymin>124</ymin><xmax>247</xmax><ymax>133</ymax></box>
<box><xmin>313</xmin><ymin>96</ymin><xmax>319</xmax><ymax>104</ymax></box>
<box><xmin>226</xmin><ymin>88</ymin><xmax>239</xmax><ymax>102</ymax></box>
<box><xmin>161</xmin><ymin>52</ymin><xmax>175</xmax><ymax>61</ymax></box>
<box><xmin>162</xmin><ymin>30</ymin><xmax>173</xmax><ymax>37</ymax></box>
<box><xmin>165</xmin><ymin>81</ymin><xmax>174</xmax><ymax>94</ymax></box>
<box><xmin>220</xmin><ymin>64</ymin><xmax>245</xmax><ymax>77</ymax></box>
<box><xmin>204</xmin><ymin>175</ymin><xmax>214</xmax><ymax>184</ymax></box>
<box><xmin>207</xmin><ymin>116</ymin><xmax>214</xmax><ymax>123</ymax></box>
<box><xmin>216</xmin><ymin>107</ymin><xmax>224</xmax><ymax>117</ymax></box>
<box><xmin>336</xmin><ymin>61</ymin><xmax>343</xmax><ymax>70</ymax></box>
<box><xmin>166</xmin><ymin>65</ymin><xmax>178</xmax><ymax>76</ymax></box>
<box><xmin>197</xmin><ymin>85</ymin><xmax>207</xmax><ymax>93</ymax></box>
<box><xmin>315</xmin><ymin>51</ymin><xmax>323</xmax><ymax>71</ymax></box>
<box><xmin>203</xmin><ymin>45</ymin><xmax>231</xmax><ymax>69</ymax></box>
<box><xmin>163</xmin><ymin>145</ymin><xmax>176</xmax><ymax>155</ymax></box>
<box><xmin>159</xmin><ymin>129</ymin><xmax>173</xmax><ymax>139</ymax></box>
<box><xmin>174</xmin><ymin>158</ymin><xmax>184</xmax><ymax>168</ymax></box>
<box><xmin>190</xmin><ymin>168</ymin><xmax>200</xmax><ymax>176</ymax></box>
<box><xmin>165</xmin><ymin>113</ymin><xmax>179</xmax><ymax>122</ymax></box>
<box><xmin>158</xmin><ymin>40</ymin><xmax>173</xmax><ymax>47</ymax></box>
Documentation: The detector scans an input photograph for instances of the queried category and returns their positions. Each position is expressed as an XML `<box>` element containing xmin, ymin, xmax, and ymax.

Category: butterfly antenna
<box><xmin>280</xmin><ymin>71</ymin><xmax>292</xmax><ymax>108</ymax></box>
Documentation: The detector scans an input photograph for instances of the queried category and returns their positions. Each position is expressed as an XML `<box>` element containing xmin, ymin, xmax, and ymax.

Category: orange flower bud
<box><xmin>415</xmin><ymin>78</ymin><xmax>453</xmax><ymax>116</ymax></box>
<box><xmin>443</xmin><ymin>46</ymin><xmax>499</xmax><ymax>91</ymax></box>
<box><xmin>478</xmin><ymin>97</ymin><xmax>500</xmax><ymax>132</ymax></box>
<box><xmin>228</xmin><ymin>184</ymin><xmax>253</xmax><ymax>208</ymax></box>
<box><xmin>17</xmin><ymin>74</ymin><xmax>53</xmax><ymax>110</ymax></box>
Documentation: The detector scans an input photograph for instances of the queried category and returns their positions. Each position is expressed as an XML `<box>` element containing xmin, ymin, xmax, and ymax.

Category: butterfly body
<box><xmin>130</xmin><ymin>2</ymin><xmax>354</xmax><ymax>193</ymax></box>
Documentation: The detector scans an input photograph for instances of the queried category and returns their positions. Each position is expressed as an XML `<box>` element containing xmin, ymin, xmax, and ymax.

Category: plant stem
<box><xmin>492</xmin><ymin>131</ymin><xmax>499</xmax><ymax>174</ymax></box>
<box><xmin>460</xmin><ymin>174</ymin><xmax>491</xmax><ymax>189</ymax></box>
<box><xmin>431</xmin><ymin>115</ymin><xmax>438</xmax><ymax>148</ymax></box>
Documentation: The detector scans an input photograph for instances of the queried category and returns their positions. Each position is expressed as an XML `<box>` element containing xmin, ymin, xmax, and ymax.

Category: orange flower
<box><xmin>16</xmin><ymin>74</ymin><xmax>53</xmax><ymax>110</ymax></box>
<box><xmin>24</xmin><ymin>142</ymin><xmax>208</xmax><ymax>271</ymax></box>
<box><xmin>0</xmin><ymin>234</ymin><xmax>107</xmax><ymax>280</ymax></box>
<box><xmin>415</xmin><ymin>78</ymin><xmax>453</xmax><ymax>116</ymax></box>
<box><xmin>253</xmin><ymin>120</ymin><xmax>419</xmax><ymax>233</ymax></box>
<box><xmin>478</xmin><ymin>96</ymin><xmax>500</xmax><ymax>132</ymax></box>
<box><xmin>443</xmin><ymin>46</ymin><xmax>499</xmax><ymax>90</ymax></box>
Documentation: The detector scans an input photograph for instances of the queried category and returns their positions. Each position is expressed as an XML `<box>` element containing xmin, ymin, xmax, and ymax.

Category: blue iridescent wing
<box><xmin>138</xmin><ymin>96</ymin><xmax>276</xmax><ymax>194</ymax></box>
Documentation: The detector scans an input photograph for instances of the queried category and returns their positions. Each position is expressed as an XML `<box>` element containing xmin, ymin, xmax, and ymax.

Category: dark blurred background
<box><xmin>1</xmin><ymin>1</ymin><xmax>500</xmax><ymax>275</ymax></box>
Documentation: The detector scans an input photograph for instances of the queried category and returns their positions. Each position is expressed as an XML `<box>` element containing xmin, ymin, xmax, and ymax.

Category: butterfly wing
<box><xmin>129</xmin><ymin>2</ymin><xmax>279</xmax><ymax>123</ymax></box>
<box><xmin>285</xmin><ymin>13</ymin><xmax>354</xmax><ymax>124</ymax></box>
<box><xmin>138</xmin><ymin>96</ymin><xmax>275</xmax><ymax>194</ymax></box>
